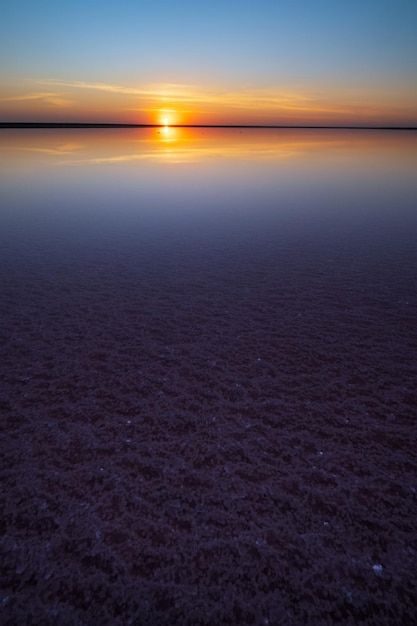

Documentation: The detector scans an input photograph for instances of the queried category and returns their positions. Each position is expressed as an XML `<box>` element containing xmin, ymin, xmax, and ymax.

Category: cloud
<box><xmin>0</xmin><ymin>91</ymin><xmax>73</xmax><ymax>107</ymax></box>
<box><xmin>44</xmin><ymin>97</ymin><xmax>74</xmax><ymax>107</ymax></box>
<box><xmin>30</xmin><ymin>77</ymin><xmax>415</xmax><ymax>121</ymax></box>
<box><xmin>37</xmin><ymin>79</ymin><xmax>165</xmax><ymax>98</ymax></box>
<box><xmin>0</xmin><ymin>92</ymin><xmax>59</xmax><ymax>101</ymax></box>
<box><xmin>36</xmin><ymin>78</ymin><xmax>342</xmax><ymax>114</ymax></box>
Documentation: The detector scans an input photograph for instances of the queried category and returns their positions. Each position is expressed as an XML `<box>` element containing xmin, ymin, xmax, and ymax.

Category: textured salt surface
<box><xmin>1</xmin><ymin>207</ymin><xmax>417</xmax><ymax>625</ymax></box>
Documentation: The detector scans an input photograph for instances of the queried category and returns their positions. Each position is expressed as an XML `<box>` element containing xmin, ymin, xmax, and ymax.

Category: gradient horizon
<box><xmin>1</xmin><ymin>0</ymin><xmax>417</xmax><ymax>127</ymax></box>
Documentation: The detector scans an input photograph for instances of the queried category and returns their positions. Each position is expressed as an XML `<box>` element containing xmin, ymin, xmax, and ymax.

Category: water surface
<box><xmin>1</xmin><ymin>128</ymin><xmax>416</xmax><ymax>624</ymax></box>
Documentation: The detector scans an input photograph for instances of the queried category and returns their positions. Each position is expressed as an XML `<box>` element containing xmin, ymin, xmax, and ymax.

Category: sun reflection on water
<box><xmin>1</xmin><ymin>128</ymin><xmax>415</xmax><ymax>172</ymax></box>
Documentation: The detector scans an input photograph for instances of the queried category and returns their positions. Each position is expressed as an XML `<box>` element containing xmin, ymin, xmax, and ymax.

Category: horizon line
<box><xmin>1</xmin><ymin>122</ymin><xmax>417</xmax><ymax>131</ymax></box>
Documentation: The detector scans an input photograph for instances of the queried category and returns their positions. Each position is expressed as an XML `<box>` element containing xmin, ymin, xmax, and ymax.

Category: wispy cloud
<box><xmin>3</xmin><ymin>78</ymin><xmax>415</xmax><ymax>124</ymax></box>
<box><xmin>44</xmin><ymin>97</ymin><xmax>74</xmax><ymax>107</ymax></box>
<box><xmin>36</xmin><ymin>78</ymin><xmax>339</xmax><ymax>114</ymax></box>
<box><xmin>37</xmin><ymin>79</ymin><xmax>169</xmax><ymax>98</ymax></box>
<box><xmin>0</xmin><ymin>91</ymin><xmax>73</xmax><ymax>107</ymax></box>
<box><xmin>0</xmin><ymin>92</ymin><xmax>59</xmax><ymax>101</ymax></box>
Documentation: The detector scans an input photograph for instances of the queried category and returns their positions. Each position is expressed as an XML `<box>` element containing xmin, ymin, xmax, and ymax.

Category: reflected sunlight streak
<box><xmin>2</xmin><ymin>129</ymin><xmax>415</xmax><ymax>172</ymax></box>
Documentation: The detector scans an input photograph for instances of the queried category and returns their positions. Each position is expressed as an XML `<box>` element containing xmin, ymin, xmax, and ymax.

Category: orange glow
<box><xmin>3</xmin><ymin>128</ymin><xmax>415</xmax><ymax>173</ymax></box>
<box><xmin>153</xmin><ymin>108</ymin><xmax>182</xmax><ymax>126</ymax></box>
<box><xmin>1</xmin><ymin>78</ymin><xmax>416</xmax><ymax>127</ymax></box>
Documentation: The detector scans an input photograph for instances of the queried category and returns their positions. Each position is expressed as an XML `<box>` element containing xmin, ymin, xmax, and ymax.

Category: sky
<box><xmin>1</xmin><ymin>0</ymin><xmax>417</xmax><ymax>126</ymax></box>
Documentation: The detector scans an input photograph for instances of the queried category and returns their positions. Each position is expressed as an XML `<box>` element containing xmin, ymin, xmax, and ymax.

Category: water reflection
<box><xmin>0</xmin><ymin>129</ymin><xmax>415</xmax><ymax>236</ymax></box>
<box><xmin>2</xmin><ymin>127</ymin><xmax>416</xmax><ymax>169</ymax></box>
<box><xmin>0</xmin><ymin>128</ymin><xmax>416</xmax><ymax>399</ymax></box>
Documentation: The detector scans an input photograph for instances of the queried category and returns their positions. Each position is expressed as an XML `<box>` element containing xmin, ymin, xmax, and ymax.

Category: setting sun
<box><xmin>155</xmin><ymin>109</ymin><xmax>182</xmax><ymax>126</ymax></box>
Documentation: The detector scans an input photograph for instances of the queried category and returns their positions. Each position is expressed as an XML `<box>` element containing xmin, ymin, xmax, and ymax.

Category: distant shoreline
<box><xmin>1</xmin><ymin>122</ymin><xmax>416</xmax><ymax>130</ymax></box>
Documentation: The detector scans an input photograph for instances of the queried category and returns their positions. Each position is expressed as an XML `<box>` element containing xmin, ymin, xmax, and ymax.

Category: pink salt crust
<box><xmin>1</xmin><ymin>235</ymin><xmax>416</xmax><ymax>625</ymax></box>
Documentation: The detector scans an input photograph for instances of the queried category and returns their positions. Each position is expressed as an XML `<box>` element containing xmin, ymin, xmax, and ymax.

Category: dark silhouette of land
<box><xmin>1</xmin><ymin>122</ymin><xmax>416</xmax><ymax>130</ymax></box>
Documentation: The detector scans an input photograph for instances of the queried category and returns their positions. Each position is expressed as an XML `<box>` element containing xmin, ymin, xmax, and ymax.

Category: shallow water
<box><xmin>1</xmin><ymin>129</ymin><xmax>416</xmax><ymax>309</ymax></box>
<box><xmin>1</xmin><ymin>128</ymin><xmax>415</xmax><ymax>359</ymax></box>
<box><xmin>1</xmin><ymin>128</ymin><xmax>417</xmax><ymax>624</ymax></box>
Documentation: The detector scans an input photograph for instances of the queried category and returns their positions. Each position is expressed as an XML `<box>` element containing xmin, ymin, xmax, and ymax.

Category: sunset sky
<box><xmin>1</xmin><ymin>0</ymin><xmax>416</xmax><ymax>126</ymax></box>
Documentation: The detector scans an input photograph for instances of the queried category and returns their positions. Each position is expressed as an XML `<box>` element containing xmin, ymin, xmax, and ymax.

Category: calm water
<box><xmin>1</xmin><ymin>126</ymin><xmax>416</xmax><ymax>419</ymax></box>
<box><xmin>1</xmin><ymin>127</ymin><xmax>416</xmax><ymax>254</ymax></box>
<box><xmin>1</xmin><ymin>128</ymin><xmax>417</xmax><ymax>623</ymax></box>
<box><xmin>1</xmin><ymin>128</ymin><xmax>415</xmax><ymax>300</ymax></box>
<box><xmin>1</xmin><ymin>128</ymin><xmax>416</xmax><ymax>385</ymax></box>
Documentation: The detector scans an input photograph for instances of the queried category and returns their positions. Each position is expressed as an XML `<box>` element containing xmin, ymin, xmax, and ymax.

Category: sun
<box><xmin>154</xmin><ymin>109</ymin><xmax>181</xmax><ymax>126</ymax></box>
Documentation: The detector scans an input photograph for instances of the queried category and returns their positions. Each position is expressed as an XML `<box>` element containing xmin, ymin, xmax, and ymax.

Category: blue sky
<box><xmin>1</xmin><ymin>0</ymin><xmax>416</xmax><ymax>124</ymax></box>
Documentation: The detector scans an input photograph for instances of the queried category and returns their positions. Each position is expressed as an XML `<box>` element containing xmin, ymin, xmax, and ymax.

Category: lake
<box><xmin>1</xmin><ymin>128</ymin><xmax>416</xmax><ymax>625</ymax></box>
